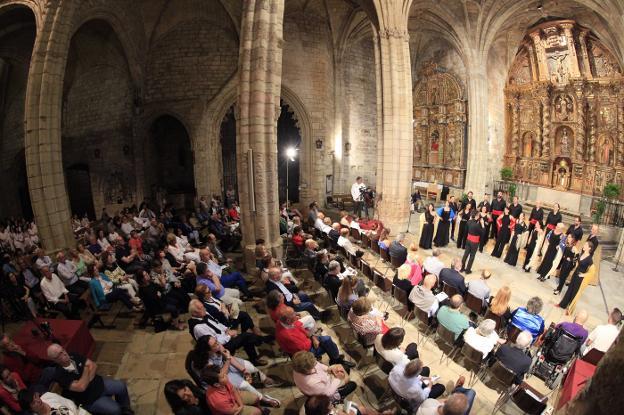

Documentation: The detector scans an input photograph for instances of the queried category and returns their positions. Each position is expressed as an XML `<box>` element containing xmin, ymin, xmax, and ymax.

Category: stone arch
<box><xmin>0</xmin><ymin>1</ymin><xmax>42</xmax><ymax>30</ymax></box>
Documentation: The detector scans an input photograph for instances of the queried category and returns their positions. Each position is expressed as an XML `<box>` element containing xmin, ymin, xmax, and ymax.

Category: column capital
<box><xmin>378</xmin><ymin>28</ymin><xmax>409</xmax><ymax>41</ymax></box>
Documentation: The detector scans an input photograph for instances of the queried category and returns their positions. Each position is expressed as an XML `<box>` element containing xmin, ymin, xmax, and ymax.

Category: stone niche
<box><xmin>504</xmin><ymin>19</ymin><xmax>624</xmax><ymax>200</ymax></box>
<box><xmin>413</xmin><ymin>62</ymin><xmax>467</xmax><ymax>187</ymax></box>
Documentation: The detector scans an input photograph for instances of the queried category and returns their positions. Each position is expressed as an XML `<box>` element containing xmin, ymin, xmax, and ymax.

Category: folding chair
<box><xmin>443</xmin><ymin>282</ymin><xmax>460</xmax><ymax>298</ymax></box>
<box><xmin>459</xmin><ymin>342</ymin><xmax>486</xmax><ymax>386</ymax></box>
<box><xmin>373</xmin><ymin>268</ymin><xmax>392</xmax><ymax>294</ymax></box>
<box><xmin>581</xmin><ymin>348</ymin><xmax>605</xmax><ymax>365</ymax></box>
<box><xmin>350</xmin><ymin>228</ymin><xmax>361</xmax><ymax>241</ymax></box>
<box><xmin>392</xmin><ymin>285</ymin><xmax>412</xmax><ymax>320</ymax></box>
<box><xmin>361</xmin><ymin>233</ymin><xmax>370</xmax><ymax>250</ymax></box>
<box><xmin>414</xmin><ymin>307</ymin><xmax>434</xmax><ymax>345</ymax></box>
<box><xmin>497</xmin><ymin>382</ymin><xmax>548</xmax><ymax>415</ymax></box>
<box><xmin>484</xmin><ymin>309</ymin><xmax>507</xmax><ymax>334</ymax></box>
<box><xmin>360</xmin><ymin>259</ymin><xmax>373</xmax><ymax>280</ymax></box>
<box><xmin>507</xmin><ymin>325</ymin><xmax>523</xmax><ymax>343</ymax></box>
<box><xmin>486</xmin><ymin>361</ymin><xmax>518</xmax><ymax>413</ymax></box>
<box><xmin>380</xmin><ymin>247</ymin><xmax>390</xmax><ymax>263</ymax></box>
<box><xmin>390</xmin><ymin>255</ymin><xmax>403</xmax><ymax>269</ymax></box>
<box><xmin>464</xmin><ymin>291</ymin><xmax>486</xmax><ymax>316</ymax></box>
<box><xmin>435</xmin><ymin>324</ymin><xmax>461</xmax><ymax>364</ymax></box>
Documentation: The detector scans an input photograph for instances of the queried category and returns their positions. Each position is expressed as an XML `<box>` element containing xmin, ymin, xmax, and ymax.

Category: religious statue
<box><xmin>600</xmin><ymin>137</ymin><xmax>613</xmax><ymax>165</ymax></box>
<box><xmin>431</xmin><ymin>131</ymin><xmax>439</xmax><ymax>151</ymax></box>
<box><xmin>555</xmin><ymin>159</ymin><xmax>571</xmax><ymax>189</ymax></box>
<box><xmin>523</xmin><ymin>132</ymin><xmax>533</xmax><ymax>157</ymax></box>
<box><xmin>555</xmin><ymin>95</ymin><xmax>573</xmax><ymax>121</ymax></box>
<box><xmin>558</xmin><ymin>128</ymin><xmax>572</xmax><ymax>156</ymax></box>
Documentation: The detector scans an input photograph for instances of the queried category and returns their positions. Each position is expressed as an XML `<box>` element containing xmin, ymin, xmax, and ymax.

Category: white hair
<box><xmin>514</xmin><ymin>330</ymin><xmax>533</xmax><ymax>349</ymax></box>
<box><xmin>476</xmin><ymin>319</ymin><xmax>496</xmax><ymax>337</ymax></box>
<box><xmin>328</xmin><ymin>260</ymin><xmax>340</xmax><ymax>271</ymax></box>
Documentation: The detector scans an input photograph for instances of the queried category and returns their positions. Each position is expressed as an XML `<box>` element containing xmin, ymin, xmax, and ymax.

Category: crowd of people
<box><xmin>415</xmin><ymin>191</ymin><xmax>602</xmax><ymax>314</ymax></box>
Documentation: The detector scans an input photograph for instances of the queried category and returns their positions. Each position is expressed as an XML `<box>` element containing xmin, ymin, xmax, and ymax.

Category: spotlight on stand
<box><xmin>285</xmin><ymin>147</ymin><xmax>298</xmax><ymax>208</ymax></box>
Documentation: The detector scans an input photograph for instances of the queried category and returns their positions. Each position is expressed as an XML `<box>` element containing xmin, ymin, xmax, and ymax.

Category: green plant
<box><xmin>603</xmin><ymin>183</ymin><xmax>621</xmax><ymax>200</ymax></box>
<box><xmin>508</xmin><ymin>183</ymin><xmax>517</xmax><ymax>199</ymax></box>
<box><xmin>592</xmin><ymin>199</ymin><xmax>606</xmax><ymax>223</ymax></box>
<box><xmin>500</xmin><ymin>167</ymin><xmax>513</xmax><ymax>181</ymax></box>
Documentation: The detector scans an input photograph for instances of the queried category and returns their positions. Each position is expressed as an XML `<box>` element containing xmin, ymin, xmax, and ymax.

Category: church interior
<box><xmin>0</xmin><ymin>0</ymin><xmax>623</xmax><ymax>414</ymax></box>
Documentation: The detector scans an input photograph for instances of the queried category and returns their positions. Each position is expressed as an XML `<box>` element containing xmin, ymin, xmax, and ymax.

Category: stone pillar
<box><xmin>578</xmin><ymin>30</ymin><xmax>593</xmax><ymax>79</ymax></box>
<box><xmin>464</xmin><ymin>64</ymin><xmax>489</xmax><ymax>194</ymax></box>
<box><xmin>530</xmin><ymin>31</ymin><xmax>549</xmax><ymax>81</ymax></box>
<box><xmin>236</xmin><ymin>0</ymin><xmax>285</xmax><ymax>267</ymax></box>
<box><xmin>511</xmin><ymin>95</ymin><xmax>520</xmax><ymax>156</ymax></box>
<box><xmin>588</xmin><ymin>98</ymin><xmax>597</xmax><ymax>163</ymax></box>
<box><xmin>575</xmin><ymin>86</ymin><xmax>587</xmax><ymax>162</ymax></box>
<box><xmin>25</xmin><ymin>0</ymin><xmax>76</xmax><ymax>252</ymax></box>
<box><xmin>560</xmin><ymin>23</ymin><xmax>581</xmax><ymax>78</ymax></box>
<box><xmin>526</xmin><ymin>42</ymin><xmax>539</xmax><ymax>82</ymax></box>
<box><xmin>371</xmin><ymin>0</ymin><xmax>414</xmax><ymax>233</ymax></box>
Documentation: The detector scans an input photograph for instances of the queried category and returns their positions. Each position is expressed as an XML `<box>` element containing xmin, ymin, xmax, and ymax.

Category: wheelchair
<box><xmin>529</xmin><ymin>325</ymin><xmax>583</xmax><ymax>389</ymax></box>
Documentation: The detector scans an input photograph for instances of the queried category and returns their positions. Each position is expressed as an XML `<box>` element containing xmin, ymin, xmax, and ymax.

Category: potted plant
<box><xmin>500</xmin><ymin>167</ymin><xmax>513</xmax><ymax>182</ymax></box>
<box><xmin>593</xmin><ymin>183</ymin><xmax>621</xmax><ymax>223</ymax></box>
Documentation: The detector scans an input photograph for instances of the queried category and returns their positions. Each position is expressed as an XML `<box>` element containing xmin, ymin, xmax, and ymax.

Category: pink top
<box><xmin>406</xmin><ymin>258</ymin><xmax>423</xmax><ymax>286</ymax></box>
<box><xmin>292</xmin><ymin>362</ymin><xmax>342</xmax><ymax>399</ymax></box>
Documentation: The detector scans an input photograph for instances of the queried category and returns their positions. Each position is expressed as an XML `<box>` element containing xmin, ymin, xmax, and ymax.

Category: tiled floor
<box><xmin>4</xmin><ymin>225</ymin><xmax>618</xmax><ymax>414</ymax></box>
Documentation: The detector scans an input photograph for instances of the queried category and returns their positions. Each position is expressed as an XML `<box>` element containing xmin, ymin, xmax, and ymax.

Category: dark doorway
<box><xmin>66</xmin><ymin>164</ymin><xmax>96</xmax><ymax>219</ymax></box>
<box><xmin>147</xmin><ymin>115</ymin><xmax>195</xmax><ymax>209</ymax></box>
<box><xmin>277</xmin><ymin>101</ymin><xmax>301</xmax><ymax>203</ymax></box>
<box><xmin>14</xmin><ymin>152</ymin><xmax>33</xmax><ymax>220</ymax></box>
<box><xmin>220</xmin><ymin>106</ymin><xmax>237</xmax><ymax>201</ymax></box>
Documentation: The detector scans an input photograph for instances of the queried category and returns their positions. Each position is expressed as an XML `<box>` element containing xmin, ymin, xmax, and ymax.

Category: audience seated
<box><xmin>436</xmin><ymin>295</ymin><xmax>470</xmax><ymax>341</ymax></box>
<box><xmin>423</xmin><ymin>249</ymin><xmax>444</xmax><ymax>277</ymax></box>
<box><xmin>46</xmin><ymin>344</ymin><xmax>132</xmax><ymax>414</ymax></box>
<box><xmin>19</xmin><ymin>388</ymin><xmax>91</xmax><ymax>415</ymax></box>
<box><xmin>583</xmin><ymin>307</ymin><xmax>622</xmax><ymax>355</ymax></box>
<box><xmin>487</xmin><ymin>286</ymin><xmax>512</xmax><ymax>324</ymax></box>
<box><xmin>275</xmin><ymin>309</ymin><xmax>354</xmax><ymax>368</ymax></box>
<box><xmin>187</xmin><ymin>300</ymin><xmax>268</xmax><ymax>366</ymax></box>
<box><xmin>439</xmin><ymin>258</ymin><xmax>467</xmax><ymax>296</ymax></box>
<box><xmin>88</xmin><ymin>264</ymin><xmax>139</xmax><ymax>312</ymax></box>
<box><xmin>137</xmin><ymin>270</ymin><xmax>186</xmax><ymax>330</ymax></box>
<box><xmin>164</xmin><ymin>379</ymin><xmax>209</xmax><ymax>415</ymax></box>
<box><xmin>3</xmin><ymin>271</ymin><xmax>38</xmax><ymax>319</ymax></box>
<box><xmin>0</xmin><ymin>334</ymin><xmax>44</xmax><ymax>385</ymax></box>
<box><xmin>328</xmin><ymin>223</ymin><xmax>340</xmax><ymax>244</ymax></box>
<box><xmin>491</xmin><ymin>330</ymin><xmax>533</xmax><ymax>384</ymax></box>
<box><xmin>389</xmin><ymin>233</ymin><xmax>408</xmax><ymax>264</ymax></box>
<box><xmin>304</xmin><ymin>394</ymin><xmax>391</xmax><ymax>415</ymax></box>
<box><xmin>195</xmin><ymin>262</ymin><xmax>242</xmax><ymax>311</ymax></box>
<box><xmin>265</xmin><ymin>267</ymin><xmax>321</xmax><ymax>320</ymax></box>
<box><xmin>389</xmin><ymin>358</ymin><xmax>446</xmax><ymax>411</ymax></box>
<box><xmin>510</xmin><ymin>296</ymin><xmax>545</xmax><ymax>342</ymax></box>
<box><xmin>322</xmin><ymin>260</ymin><xmax>342</xmax><ymax>301</ymax></box>
<box><xmin>394</xmin><ymin>264</ymin><xmax>414</xmax><ymax>293</ymax></box>
<box><xmin>409</xmin><ymin>274</ymin><xmax>439</xmax><ymax>317</ymax></box>
<box><xmin>56</xmin><ymin>252</ymin><xmax>89</xmax><ymax>295</ymax></box>
<box><xmin>0</xmin><ymin>364</ymin><xmax>26</xmax><ymax>413</ymax></box>
<box><xmin>374</xmin><ymin>327</ymin><xmax>419</xmax><ymax>366</ymax></box>
<box><xmin>416</xmin><ymin>387</ymin><xmax>476</xmax><ymax>415</ymax></box>
<box><xmin>404</xmin><ymin>243</ymin><xmax>423</xmax><ymax>286</ymax></box>
<box><xmin>336</xmin><ymin>276</ymin><xmax>359</xmax><ymax>312</ymax></box>
<box><xmin>466</xmin><ymin>270</ymin><xmax>491</xmax><ymax>307</ymax></box>
<box><xmin>557</xmin><ymin>309</ymin><xmax>589</xmax><ymax>344</ymax></box>
<box><xmin>202</xmin><ymin>366</ymin><xmax>264</xmax><ymax>415</ymax></box>
<box><xmin>348</xmin><ymin>298</ymin><xmax>387</xmax><ymax>340</ymax></box>
<box><xmin>292</xmin><ymin>351</ymin><xmax>356</xmax><ymax>401</ymax></box>
<box><xmin>463</xmin><ymin>319</ymin><xmax>503</xmax><ymax>359</ymax></box>
<box><xmin>39</xmin><ymin>266</ymin><xmax>80</xmax><ymax>319</ymax></box>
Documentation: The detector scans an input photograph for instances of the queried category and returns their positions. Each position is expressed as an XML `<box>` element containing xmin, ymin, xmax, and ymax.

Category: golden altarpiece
<box><xmin>412</xmin><ymin>63</ymin><xmax>467</xmax><ymax>187</ymax></box>
<box><xmin>505</xmin><ymin>19</ymin><xmax>624</xmax><ymax>200</ymax></box>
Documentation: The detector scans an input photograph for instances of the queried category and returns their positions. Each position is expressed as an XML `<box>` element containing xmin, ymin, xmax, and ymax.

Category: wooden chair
<box><xmin>443</xmin><ymin>282</ymin><xmax>460</xmax><ymax>298</ymax></box>
<box><xmin>347</xmin><ymin>251</ymin><xmax>360</xmax><ymax>269</ymax></box>
<box><xmin>371</xmin><ymin>240</ymin><xmax>380</xmax><ymax>255</ymax></box>
<box><xmin>360</xmin><ymin>259</ymin><xmax>373</xmax><ymax>279</ymax></box>
<box><xmin>414</xmin><ymin>307</ymin><xmax>434</xmax><ymax>345</ymax></box>
<box><xmin>361</xmin><ymin>233</ymin><xmax>370</xmax><ymax>250</ymax></box>
<box><xmin>392</xmin><ymin>285</ymin><xmax>412</xmax><ymax>320</ymax></box>
<box><xmin>380</xmin><ymin>247</ymin><xmax>390</xmax><ymax>262</ymax></box>
<box><xmin>373</xmin><ymin>268</ymin><xmax>392</xmax><ymax>293</ymax></box>
<box><xmin>464</xmin><ymin>292</ymin><xmax>486</xmax><ymax>316</ymax></box>
<box><xmin>581</xmin><ymin>348</ymin><xmax>605</xmax><ymax>366</ymax></box>
<box><xmin>459</xmin><ymin>342</ymin><xmax>486</xmax><ymax>386</ymax></box>
<box><xmin>374</xmin><ymin>350</ymin><xmax>394</xmax><ymax>375</ymax></box>
<box><xmin>484</xmin><ymin>309</ymin><xmax>507</xmax><ymax>333</ymax></box>
<box><xmin>350</xmin><ymin>228</ymin><xmax>361</xmax><ymax>241</ymax></box>
<box><xmin>507</xmin><ymin>325</ymin><xmax>523</xmax><ymax>344</ymax></box>
<box><xmin>493</xmin><ymin>382</ymin><xmax>547</xmax><ymax>415</ymax></box>
<box><xmin>82</xmin><ymin>290</ymin><xmax>116</xmax><ymax>329</ymax></box>
<box><xmin>390</xmin><ymin>255</ymin><xmax>403</xmax><ymax>269</ymax></box>
<box><xmin>487</xmin><ymin>361</ymin><xmax>519</xmax><ymax>413</ymax></box>
<box><xmin>435</xmin><ymin>324</ymin><xmax>460</xmax><ymax>363</ymax></box>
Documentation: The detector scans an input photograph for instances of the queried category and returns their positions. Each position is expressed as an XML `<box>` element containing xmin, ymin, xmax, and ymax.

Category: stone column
<box><xmin>540</xmin><ymin>95</ymin><xmax>551</xmax><ymax>158</ymax></box>
<box><xmin>25</xmin><ymin>0</ymin><xmax>76</xmax><ymax>252</ymax></box>
<box><xmin>511</xmin><ymin>95</ymin><xmax>520</xmax><ymax>156</ymax></box>
<box><xmin>618</xmin><ymin>101</ymin><xmax>624</xmax><ymax>167</ymax></box>
<box><xmin>526</xmin><ymin>42</ymin><xmax>539</xmax><ymax>82</ymax></box>
<box><xmin>236</xmin><ymin>0</ymin><xmax>285</xmax><ymax>267</ymax></box>
<box><xmin>560</xmin><ymin>23</ymin><xmax>581</xmax><ymax>78</ymax></box>
<box><xmin>371</xmin><ymin>0</ymin><xmax>414</xmax><ymax>233</ymax></box>
<box><xmin>575</xmin><ymin>86</ymin><xmax>587</xmax><ymax>161</ymax></box>
<box><xmin>588</xmin><ymin>99</ymin><xmax>597</xmax><ymax>163</ymax></box>
<box><xmin>464</xmin><ymin>63</ymin><xmax>490</xmax><ymax>194</ymax></box>
<box><xmin>530</xmin><ymin>31</ymin><xmax>549</xmax><ymax>81</ymax></box>
<box><xmin>578</xmin><ymin>30</ymin><xmax>593</xmax><ymax>79</ymax></box>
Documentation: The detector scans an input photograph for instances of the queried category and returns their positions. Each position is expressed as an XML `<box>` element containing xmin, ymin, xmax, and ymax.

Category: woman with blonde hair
<box><xmin>378</xmin><ymin>228</ymin><xmax>391</xmax><ymax>250</ymax></box>
<box><xmin>336</xmin><ymin>277</ymin><xmax>358</xmax><ymax>311</ymax></box>
<box><xmin>489</xmin><ymin>286</ymin><xmax>512</xmax><ymax>323</ymax></box>
<box><xmin>405</xmin><ymin>243</ymin><xmax>423</xmax><ymax>286</ymax></box>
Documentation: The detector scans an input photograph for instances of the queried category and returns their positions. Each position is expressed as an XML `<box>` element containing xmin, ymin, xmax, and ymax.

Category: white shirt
<box><xmin>351</xmin><ymin>182</ymin><xmax>365</xmax><ymax>201</ymax></box>
<box><xmin>57</xmin><ymin>261</ymin><xmax>78</xmax><ymax>286</ymax></box>
<box><xmin>374</xmin><ymin>334</ymin><xmax>410</xmax><ymax>366</ymax></box>
<box><xmin>35</xmin><ymin>256</ymin><xmax>53</xmax><ymax>270</ymax></box>
<box><xmin>41</xmin><ymin>392</ymin><xmax>91</xmax><ymax>415</ymax></box>
<box><xmin>423</xmin><ymin>256</ymin><xmax>444</xmax><ymax>277</ymax></box>
<box><xmin>121</xmin><ymin>222</ymin><xmax>134</xmax><ymax>237</ymax></box>
<box><xmin>415</xmin><ymin>398</ymin><xmax>442</xmax><ymax>415</ymax></box>
<box><xmin>584</xmin><ymin>324</ymin><xmax>620</xmax><ymax>354</ymax></box>
<box><xmin>338</xmin><ymin>236</ymin><xmax>356</xmax><ymax>254</ymax></box>
<box><xmin>463</xmin><ymin>327</ymin><xmax>499</xmax><ymax>359</ymax></box>
<box><xmin>388</xmin><ymin>363</ymin><xmax>430</xmax><ymax>406</ymax></box>
<box><xmin>192</xmin><ymin>317</ymin><xmax>231</xmax><ymax>344</ymax></box>
<box><xmin>271</xmin><ymin>280</ymin><xmax>294</xmax><ymax>302</ymax></box>
<box><xmin>98</xmin><ymin>237</ymin><xmax>111</xmax><ymax>251</ymax></box>
<box><xmin>40</xmin><ymin>274</ymin><xmax>69</xmax><ymax>303</ymax></box>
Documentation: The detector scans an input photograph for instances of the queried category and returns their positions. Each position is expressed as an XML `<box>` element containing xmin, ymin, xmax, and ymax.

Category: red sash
<box><xmin>467</xmin><ymin>234</ymin><xmax>480</xmax><ymax>243</ymax></box>
<box><xmin>492</xmin><ymin>210</ymin><xmax>503</xmax><ymax>216</ymax></box>
<box><xmin>546</xmin><ymin>223</ymin><xmax>556</xmax><ymax>230</ymax></box>
<box><xmin>529</xmin><ymin>219</ymin><xmax>538</xmax><ymax>224</ymax></box>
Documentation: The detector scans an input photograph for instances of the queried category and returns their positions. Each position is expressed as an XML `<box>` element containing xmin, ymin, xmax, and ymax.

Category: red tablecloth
<box><xmin>557</xmin><ymin>358</ymin><xmax>596</xmax><ymax>410</ymax></box>
<box><xmin>14</xmin><ymin>319</ymin><xmax>95</xmax><ymax>361</ymax></box>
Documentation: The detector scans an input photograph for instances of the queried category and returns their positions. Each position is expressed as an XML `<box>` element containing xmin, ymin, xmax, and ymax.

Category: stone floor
<box><xmin>3</xmin><ymin>223</ymin><xmax>620</xmax><ymax>415</ymax></box>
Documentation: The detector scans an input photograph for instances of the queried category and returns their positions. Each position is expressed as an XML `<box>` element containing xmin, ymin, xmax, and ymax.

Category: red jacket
<box><xmin>275</xmin><ymin>320</ymin><xmax>311</xmax><ymax>355</ymax></box>
<box><xmin>0</xmin><ymin>372</ymin><xmax>26</xmax><ymax>412</ymax></box>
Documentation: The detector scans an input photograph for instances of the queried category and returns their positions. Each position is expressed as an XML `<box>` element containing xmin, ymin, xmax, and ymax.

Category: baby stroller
<box><xmin>529</xmin><ymin>325</ymin><xmax>583</xmax><ymax>389</ymax></box>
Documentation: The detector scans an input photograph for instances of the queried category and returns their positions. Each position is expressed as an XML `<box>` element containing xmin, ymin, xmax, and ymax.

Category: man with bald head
<box><xmin>416</xmin><ymin>390</ymin><xmax>476</xmax><ymax>415</ymax></box>
<box><xmin>557</xmin><ymin>309</ymin><xmax>589</xmax><ymax>343</ymax></box>
<box><xmin>265</xmin><ymin>267</ymin><xmax>321</xmax><ymax>319</ymax></box>
<box><xmin>436</xmin><ymin>295</ymin><xmax>470</xmax><ymax>340</ymax></box>
<box><xmin>46</xmin><ymin>344</ymin><xmax>132</xmax><ymax>414</ymax></box>
<box><xmin>409</xmin><ymin>274</ymin><xmax>439</xmax><ymax>317</ymax></box>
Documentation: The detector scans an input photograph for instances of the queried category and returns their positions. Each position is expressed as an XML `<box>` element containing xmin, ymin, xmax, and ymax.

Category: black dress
<box><xmin>479</xmin><ymin>213</ymin><xmax>491</xmax><ymax>252</ymax></box>
<box><xmin>523</xmin><ymin>229</ymin><xmax>541</xmax><ymax>270</ymax></box>
<box><xmin>434</xmin><ymin>209</ymin><xmax>451</xmax><ymax>247</ymax></box>
<box><xmin>559</xmin><ymin>254</ymin><xmax>593</xmax><ymax>309</ymax></box>
<box><xmin>504</xmin><ymin>222</ymin><xmax>527</xmax><ymax>266</ymax></box>
<box><xmin>555</xmin><ymin>246</ymin><xmax>578</xmax><ymax>292</ymax></box>
<box><xmin>491</xmin><ymin>214</ymin><xmax>511</xmax><ymax>258</ymax></box>
<box><xmin>537</xmin><ymin>231</ymin><xmax>562</xmax><ymax>278</ymax></box>
<box><xmin>456</xmin><ymin>210</ymin><xmax>471</xmax><ymax>249</ymax></box>
<box><xmin>419</xmin><ymin>210</ymin><xmax>435</xmax><ymax>249</ymax></box>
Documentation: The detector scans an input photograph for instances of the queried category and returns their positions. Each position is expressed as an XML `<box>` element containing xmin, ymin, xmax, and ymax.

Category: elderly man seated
<box><xmin>275</xmin><ymin>308</ymin><xmax>354</xmax><ymax>368</ymax></box>
<box><xmin>34</xmin><ymin>249</ymin><xmax>53</xmax><ymax>271</ymax></box>
<box><xmin>39</xmin><ymin>267</ymin><xmax>81</xmax><ymax>319</ymax></box>
<box><xmin>409</xmin><ymin>274</ymin><xmax>439</xmax><ymax>317</ymax></box>
<box><xmin>265</xmin><ymin>267</ymin><xmax>322</xmax><ymax>320</ymax></box>
<box><xmin>187</xmin><ymin>300</ymin><xmax>268</xmax><ymax>366</ymax></box>
<box><xmin>492</xmin><ymin>330</ymin><xmax>533</xmax><ymax>384</ymax></box>
<box><xmin>463</xmin><ymin>319</ymin><xmax>505</xmax><ymax>359</ymax></box>
<box><xmin>436</xmin><ymin>295</ymin><xmax>470</xmax><ymax>341</ymax></box>
<box><xmin>423</xmin><ymin>249</ymin><xmax>444</xmax><ymax>278</ymax></box>
<box><xmin>55</xmin><ymin>252</ymin><xmax>89</xmax><ymax>295</ymax></box>
<box><xmin>583</xmin><ymin>307</ymin><xmax>622</xmax><ymax>355</ymax></box>
<box><xmin>389</xmin><ymin>233</ymin><xmax>408</xmax><ymax>264</ymax></box>
<box><xmin>389</xmin><ymin>358</ymin><xmax>446</xmax><ymax>411</ymax></box>
<box><xmin>46</xmin><ymin>344</ymin><xmax>132</xmax><ymax>414</ymax></box>
<box><xmin>439</xmin><ymin>258</ymin><xmax>467</xmax><ymax>296</ymax></box>
<box><xmin>557</xmin><ymin>309</ymin><xmax>589</xmax><ymax>344</ymax></box>
<box><xmin>195</xmin><ymin>262</ymin><xmax>242</xmax><ymax>312</ymax></box>
<box><xmin>510</xmin><ymin>296</ymin><xmax>545</xmax><ymax>342</ymax></box>
<box><xmin>198</xmin><ymin>248</ymin><xmax>253</xmax><ymax>300</ymax></box>
<box><xmin>466</xmin><ymin>270</ymin><xmax>491</xmax><ymax>307</ymax></box>
<box><xmin>416</xmin><ymin>389</ymin><xmax>476</xmax><ymax>415</ymax></box>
